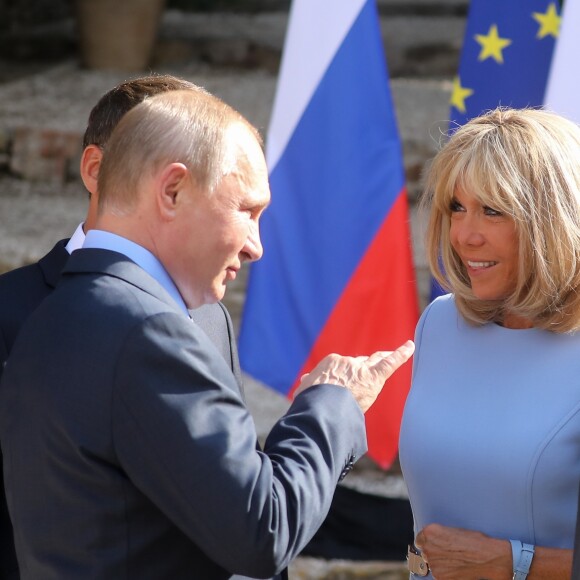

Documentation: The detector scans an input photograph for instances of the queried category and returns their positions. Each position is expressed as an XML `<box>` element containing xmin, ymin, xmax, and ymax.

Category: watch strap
<box><xmin>510</xmin><ymin>540</ymin><xmax>535</xmax><ymax>580</ymax></box>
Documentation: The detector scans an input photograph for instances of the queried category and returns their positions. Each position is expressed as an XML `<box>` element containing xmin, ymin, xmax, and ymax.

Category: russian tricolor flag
<box><xmin>239</xmin><ymin>0</ymin><xmax>418</xmax><ymax>469</ymax></box>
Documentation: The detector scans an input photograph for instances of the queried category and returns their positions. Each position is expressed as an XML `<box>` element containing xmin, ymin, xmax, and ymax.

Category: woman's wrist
<box><xmin>483</xmin><ymin>537</ymin><xmax>513</xmax><ymax>580</ymax></box>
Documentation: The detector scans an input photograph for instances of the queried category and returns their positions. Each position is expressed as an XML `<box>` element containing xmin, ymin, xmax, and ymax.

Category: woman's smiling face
<box><xmin>449</xmin><ymin>185</ymin><xmax>519</xmax><ymax>302</ymax></box>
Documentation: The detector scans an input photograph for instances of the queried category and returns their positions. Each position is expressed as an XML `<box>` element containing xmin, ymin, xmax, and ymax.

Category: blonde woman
<box><xmin>399</xmin><ymin>108</ymin><xmax>580</xmax><ymax>579</ymax></box>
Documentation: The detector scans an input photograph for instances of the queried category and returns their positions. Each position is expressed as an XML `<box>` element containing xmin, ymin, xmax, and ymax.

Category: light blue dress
<box><xmin>399</xmin><ymin>294</ymin><xmax>580</xmax><ymax>579</ymax></box>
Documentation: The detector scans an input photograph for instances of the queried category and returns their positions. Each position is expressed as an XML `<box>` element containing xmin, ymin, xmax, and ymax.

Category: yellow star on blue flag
<box><xmin>532</xmin><ymin>3</ymin><xmax>561</xmax><ymax>39</ymax></box>
<box><xmin>474</xmin><ymin>24</ymin><xmax>512</xmax><ymax>63</ymax></box>
<box><xmin>450</xmin><ymin>77</ymin><xmax>474</xmax><ymax>113</ymax></box>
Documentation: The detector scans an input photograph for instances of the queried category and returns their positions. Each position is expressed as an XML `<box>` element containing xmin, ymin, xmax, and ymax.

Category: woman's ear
<box><xmin>80</xmin><ymin>145</ymin><xmax>103</xmax><ymax>195</ymax></box>
<box><xmin>156</xmin><ymin>163</ymin><xmax>190</xmax><ymax>220</ymax></box>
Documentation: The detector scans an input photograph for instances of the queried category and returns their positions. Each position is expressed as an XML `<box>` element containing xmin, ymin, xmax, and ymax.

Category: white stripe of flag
<box><xmin>544</xmin><ymin>0</ymin><xmax>580</xmax><ymax>124</ymax></box>
<box><xmin>266</xmin><ymin>0</ymin><xmax>367</xmax><ymax>171</ymax></box>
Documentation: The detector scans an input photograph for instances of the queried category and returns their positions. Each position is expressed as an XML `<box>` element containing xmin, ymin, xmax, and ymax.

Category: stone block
<box><xmin>10</xmin><ymin>127</ymin><xmax>82</xmax><ymax>183</ymax></box>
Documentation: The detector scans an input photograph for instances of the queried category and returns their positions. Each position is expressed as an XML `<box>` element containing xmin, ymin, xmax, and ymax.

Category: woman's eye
<box><xmin>484</xmin><ymin>206</ymin><xmax>502</xmax><ymax>217</ymax></box>
<box><xmin>449</xmin><ymin>199</ymin><xmax>464</xmax><ymax>212</ymax></box>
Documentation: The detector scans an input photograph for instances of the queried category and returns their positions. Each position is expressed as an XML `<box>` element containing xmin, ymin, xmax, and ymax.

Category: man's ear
<box><xmin>157</xmin><ymin>163</ymin><xmax>190</xmax><ymax>220</ymax></box>
<box><xmin>80</xmin><ymin>145</ymin><xmax>102</xmax><ymax>195</ymax></box>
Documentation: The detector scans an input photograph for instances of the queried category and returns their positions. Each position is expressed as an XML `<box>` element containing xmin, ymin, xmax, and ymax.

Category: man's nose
<box><xmin>243</xmin><ymin>221</ymin><xmax>263</xmax><ymax>262</ymax></box>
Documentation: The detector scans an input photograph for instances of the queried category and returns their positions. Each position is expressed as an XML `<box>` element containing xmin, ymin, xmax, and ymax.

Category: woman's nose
<box><xmin>452</xmin><ymin>216</ymin><xmax>485</xmax><ymax>247</ymax></box>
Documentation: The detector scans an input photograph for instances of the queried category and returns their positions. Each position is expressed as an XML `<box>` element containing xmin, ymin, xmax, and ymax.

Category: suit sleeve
<box><xmin>0</xmin><ymin>326</ymin><xmax>8</xmax><ymax>385</ymax></box>
<box><xmin>112</xmin><ymin>312</ymin><xmax>367</xmax><ymax>578</ymax></box>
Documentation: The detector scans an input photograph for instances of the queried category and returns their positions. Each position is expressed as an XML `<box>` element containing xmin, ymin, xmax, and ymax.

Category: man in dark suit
<box><xmin>0</xmin><ymin>88</ymin><xmax>414</xmax><ymax>579</ymax></box>
<box><xmin>0</xmin><ymin>75</ymin><xmax>241</xmax><ymax>580</ymax></box>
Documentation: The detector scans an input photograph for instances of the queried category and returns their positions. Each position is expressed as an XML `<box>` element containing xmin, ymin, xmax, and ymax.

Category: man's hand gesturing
<box><xmin>294</xmin><ymin>340</ymin><xmax>415</xmax><ymax>413</ymax></box>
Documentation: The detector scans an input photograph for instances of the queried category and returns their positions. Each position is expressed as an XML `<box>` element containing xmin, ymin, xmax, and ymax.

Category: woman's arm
<box><xmin>415</xmin><ymin>523</ymin><xmax>572</xmax><ymax>580</ymax></box>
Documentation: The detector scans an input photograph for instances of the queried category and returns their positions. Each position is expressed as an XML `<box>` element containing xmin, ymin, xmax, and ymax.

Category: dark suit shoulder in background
<box><xmin>0</xmin><ymin>238</ymin><xmax>68</xmax><ymax>580</ymax></box>
<box><xmin>0</xmin><ymin>239</ymin><xmax>69</xmax><ymax>372</ymax></box>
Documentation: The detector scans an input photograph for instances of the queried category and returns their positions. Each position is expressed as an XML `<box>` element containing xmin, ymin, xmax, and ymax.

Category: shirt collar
<box><xmin>82</xmin><ymin>230</ymin><xmax>189</xmax><ymax>316</ymax></box>
<box><xmin>65</xmin><ymin>222</ymin><xmax>86</xmax><ymax>254</ymax></box>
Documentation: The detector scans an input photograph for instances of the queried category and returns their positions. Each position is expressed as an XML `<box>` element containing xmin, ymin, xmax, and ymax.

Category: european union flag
<box><xmin>452</xmin><ymin>0</ymin><xmax>559</xmax><ymax>125</ymax></box>
<box><xmin>431</xmin><ymin>0</ymin><xmax>560</xmax><ymax>300</ymax></box>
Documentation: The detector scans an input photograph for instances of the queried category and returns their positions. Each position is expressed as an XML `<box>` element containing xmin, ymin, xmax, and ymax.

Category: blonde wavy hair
<box><xmin>425</xmin><ymin>107</ymin><xmax>580</xmax><ymax>332</ymax></box>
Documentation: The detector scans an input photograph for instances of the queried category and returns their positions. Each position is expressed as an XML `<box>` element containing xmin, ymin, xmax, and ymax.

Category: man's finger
<box><xmin>369</xmin><ymin>340</ymin><xmax>415</xmax><ymax>378</ymax></box>
<box><xmin>366</xmin><ymin>350</ymin><xmax>394</xmax><ymax>361</ymax></box>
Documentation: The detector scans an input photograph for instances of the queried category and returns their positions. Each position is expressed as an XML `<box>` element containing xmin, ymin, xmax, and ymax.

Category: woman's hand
<box><xmin>415</xmin><ymin>523</ymin><xmax>511</xmax><ymax>580</ymax></box>
<box><xmin>414</xmin><ymin>523</ymin><xmax>572</xmax><ymax>579</ymax></box>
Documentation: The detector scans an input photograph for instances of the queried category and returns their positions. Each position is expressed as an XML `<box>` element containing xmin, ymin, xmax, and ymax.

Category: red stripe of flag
<box><xmin>289</xmin><ymin>190</ymin><xmax>418</xmax><ymax>468</ymax></box>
